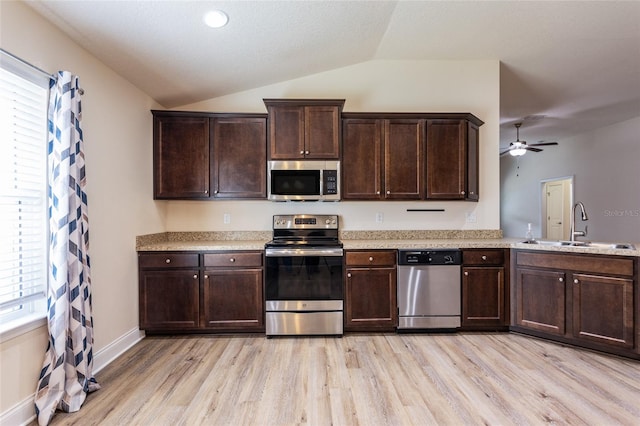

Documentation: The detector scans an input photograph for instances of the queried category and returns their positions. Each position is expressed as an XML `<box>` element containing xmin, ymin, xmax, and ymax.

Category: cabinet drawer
<box><xmin>346</xmin><ymin>250</ymin><xmax>396</xmax><ymax>267</ymax></box>
<box><xmin>516</xmin><ymin>251</ymin><xmax>634</xmax><ymax>276</ymax></box>
<box><xmin>138</xmin><ymin>252</ymin><xmax>199</xmax><ymax>269</ymax></box>
<box><xmin>463</xmin><ymin>249</ymin><xmax>505</xmax><ymax>266</ymax></box>
<box><xmin>204</xmin><ymin>251</ymin><xmax>263</xmax><ymax>268</ymax></box>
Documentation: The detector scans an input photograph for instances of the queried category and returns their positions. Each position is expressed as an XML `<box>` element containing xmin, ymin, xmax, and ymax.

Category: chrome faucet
<box><xmin>570</xmin><ymin>201</ymin><xmax>589</xmax><ymax>241</ymax></box>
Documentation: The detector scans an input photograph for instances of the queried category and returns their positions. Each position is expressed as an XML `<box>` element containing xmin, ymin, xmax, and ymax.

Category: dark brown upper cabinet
<box><xmin>152</xmin><ymin>111</ymin><xmax>267</xmax><ymax>200</ymax></box>
<box><xmin>153</xmin><ymin>112</ymin><xmax>211</xmax><ymax>199</ymax></box>
<box><xmin>211</xmin><ymin>116</ymin><xmax>267</xmax><ymax>199</ymax></box>
<box><xmin>425</xmin><ymin>118</ymin><xmax>481</xmax><ymax>201</ymax></box>
<box><xmin>342</xmin><ymin>112</ymin><xmax>482</xmax><ymax>201</ymax></box>
<box><xmin>342</xmin><ymin>116</ymin><xmax>424</xmax><ymax>200</ymax></box>
<box><xmin>264</xmin><ymin>99</ymin><xmax>344</xmax><ymax>160</ymax></box>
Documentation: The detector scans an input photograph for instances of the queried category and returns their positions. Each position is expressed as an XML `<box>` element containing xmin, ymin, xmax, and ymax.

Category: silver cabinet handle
<box><xmin>481</xmin><ymin>255</ymin><xmax>487</xmax><ymax>261</ymax></box>
<box><xmin>574</xmin><ymin>279</ymin><xmax>579</xmax><ymax>284</ymax></box>
<box><xmin>386</xmin><ymin>190</ymin><xmax>390</xmax><ymax>194</ymax></box>
<box><xmin>559</xmin><ymin>277</ymin><xmax>564</xmax><ymax>282</ymax></box>
<box><xmin>193</xmin><ymin>274</ymin><xmax>198</xmax><ymax>279</ymax></box>
<box><xmin>305</xmin><ymin>150</ymin><xmax>310</xmax><ymax>155</ymax></box>
<box><xmin>204</xmin><ymin>190</ymin><xmax>208</xmax><ymax>194</ymax></box>
<box><xmin>376</xmin><ymin>191</ymin><xmax>380</xmax><ymax>195</ymax></box>
<box><xmin>229</xmin><ymin>258</ymin><xmax>236</xmax><ymax>263</ymax></box>
<box><xmin>347</xmin><ymin>273</ymin><xmax>352</xmax><ymax>278</ymax></box>
<box><xmin>368</xmin><ymin>256</ymin><xmax>374</xmax><ymax>262</ymax></box>
<box><xmin>300</xmin><ymin>150</ymin><xmax>305</xmax><ymax>155</ymax></box>
<box><xmin>461</xmin><ymin>191</ymin><xmax>466</xmax><ymax>195</ymax></box>
<box><xmin>204</xmin><ymin>275</ymin><xmax>209</xmax><ymax>279</ymax></box>
<box><xmin>165</xmin><ymin>258</ymin><xmax>171</xmax><ymax>264</ymax></box>
<box><xmin>464</xmin><ymin>271</ymin><xmax>469</xmax><ymax>276</ymax></box>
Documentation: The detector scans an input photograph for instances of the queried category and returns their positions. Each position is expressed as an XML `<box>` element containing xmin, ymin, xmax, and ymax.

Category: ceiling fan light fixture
<box><xmin>203</xmin><ymin>10</ymin><xmax>228</xmax><ymax>28</ymax></box>
<box><xmin>509</xmin><ymin>147</ymin><xmax>527</xmax><ymax>156</ymax></box>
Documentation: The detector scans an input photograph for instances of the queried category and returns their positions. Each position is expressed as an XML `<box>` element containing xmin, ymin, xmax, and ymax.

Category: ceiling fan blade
<box><xmin>500</xmin><ymin>149</ymin><xmax>512</xmax><ymax>156</ymax></box>
<box><xmin>529</xmin><ymin>142</ymin><xmax>558</xmax><ymax>147</ymax></box>
<box><xmin>525</xmin><ymin>146</ymin><xmax>543</xmax><ymax>152</ymax></box>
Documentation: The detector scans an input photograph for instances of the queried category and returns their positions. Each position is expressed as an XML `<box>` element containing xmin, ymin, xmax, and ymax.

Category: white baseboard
<box><xmin>0</xmin><ymin>327</ymin><xmax>145</xmax><ymax>426</ymax></box>
<box><xmin>93</xmin><ymin>327</ymin><xmax>145</xmax><ymax>374</ymax></box>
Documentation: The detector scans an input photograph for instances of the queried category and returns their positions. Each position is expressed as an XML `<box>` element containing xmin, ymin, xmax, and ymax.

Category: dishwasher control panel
<box><xmin>398</xmin><ymin>250</ymin><xmax>462</xmax><ymax>265</ymax></box>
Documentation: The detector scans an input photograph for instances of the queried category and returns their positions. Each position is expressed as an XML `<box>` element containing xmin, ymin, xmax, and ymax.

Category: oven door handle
<box><xmin>265</xmin><ymin>248</ymin><xmax>344</xmax><ymax>257</ymax></box>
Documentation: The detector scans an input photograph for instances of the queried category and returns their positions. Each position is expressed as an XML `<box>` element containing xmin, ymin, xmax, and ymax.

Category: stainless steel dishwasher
<box><xmin>397</xmin><ymin>249</ymin><xmax>462</xmax><ymax>330</ymax></box>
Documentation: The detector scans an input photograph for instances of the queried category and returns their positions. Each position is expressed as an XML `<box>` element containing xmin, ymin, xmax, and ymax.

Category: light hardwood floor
<box><xmin>43</xmin><ymin>333</ymin><xmax>640</xmax><ymax>425</ymax></box>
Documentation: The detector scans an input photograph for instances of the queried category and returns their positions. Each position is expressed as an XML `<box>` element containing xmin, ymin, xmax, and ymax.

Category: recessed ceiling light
<box><xmin>203</xmin><ymin>10</ymin><xmax>228</xmax><ymax>28</ymax></box>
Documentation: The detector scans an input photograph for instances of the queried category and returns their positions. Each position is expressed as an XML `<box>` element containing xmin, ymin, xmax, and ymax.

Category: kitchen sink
<box><xmin>521</xmin><ymin>240</ymin><xmax>636</xmax><ymax>250</ymax></box>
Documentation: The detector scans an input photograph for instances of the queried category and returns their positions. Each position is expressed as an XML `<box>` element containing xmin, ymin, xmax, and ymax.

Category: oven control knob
<box><xmin>325</xmin><ymin>219</ymin><xmax>331</xmax><ymax>224</ymax></box>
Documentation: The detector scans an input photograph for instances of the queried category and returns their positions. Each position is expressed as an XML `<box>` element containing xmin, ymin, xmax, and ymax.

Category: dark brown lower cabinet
<box><xmin>139</xmin><ymin>269</ymin><xmax>200</xmax><ymax>330</ymax></box>
<box><xmin>203</xmin><ymin>252</ymin><xmax>264</xmax><ymax>331</ymax></box>
<box><xmin>138</xmin><ymin>251</ymin><xmax>264</xmax><ymax>333</ymax></box>
<box><xmin>345</xmin><ymin>250</ymin><xmax>397</xmax><ymax>331</ymax></box>
<box><xmin>513</xmin><ymin>250</ymin><xmax>637</xmax><ymax>357</ymax></box>
<box><xmin>461</xmin><ymin>249</ymin><xmax>509</xmax><ymax>330</ymax></box>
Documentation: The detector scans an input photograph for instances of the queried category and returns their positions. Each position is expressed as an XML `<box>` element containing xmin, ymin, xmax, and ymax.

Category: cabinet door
<box><xmin>384</xmin><ymin>120</ymin><xmax>424</xmax><ymax>199</ymax></box>
<box><xmin>345</xmin><ymin>267</ymin><xmax>397</xmax><ymax>331</ymax></box>
<box><xmin>304</xmin><ymin>105</ymin><xmax>341</xmax><ymax>159</ymax></box>
<box><xmin>211</xmin><ymin>117</ymin><xmax>267</xmax><ymax>198</ymax></box>
<box><xmin>425</xmin><ymin>119</ymin><xmax>466</xmax><ymax>200</ymax></box>
<box><xmin>462</xmin><ymin>266</ymin><xmax>505</xmax><ymax>328</ymax></box>
<box><xmin>139</xmin><ymin>269</ymin><xmax>200</xmax><ymax>329</ymax></box>
<box><xmin>515</xmin><ymin>267</ymin><xmax>566</xmax><ymax>335</ymax></box>
<box><xmin>466</xmin><ymin>121</ymin><xmax>480</xmax><ymax>201</ymax></box>
<box><xmin>572</xmin><ymin>273</ymin><xmax>634</xmax><ymax>348</ymax></box>
<box><xmin>268</xmin><ymin>105</ymin><xmax>305</xmax><ymax>159</ymax></box>
<box><xmin>342</xmin><ymin>119</ymin><xmax>383</xmax><ymax>199</ymax></box>
<box><xmin>203</xmin><ymin>268</ymin><xmax>264</xmax><ymax>330</ymax></box>
<box><xmin>153</xmin><ymin>115</ymin><xmax>210</xmax><ymax>199</ymax></box>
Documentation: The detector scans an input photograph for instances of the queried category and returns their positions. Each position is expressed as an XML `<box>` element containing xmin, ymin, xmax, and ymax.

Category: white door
<box><xmin>544</xmin><ymin>178</ymin><xmax>571</xmax><ymax>240</ymax></box>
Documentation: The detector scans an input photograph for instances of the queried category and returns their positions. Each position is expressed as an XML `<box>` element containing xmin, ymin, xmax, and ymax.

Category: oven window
<box><xmin>265</xmin><ymin>255</ymin><xmax>343</xmax><ymax>300</ymax></box>
<box><xmin>271</xmin><ymin>170</ymin><xmax>320</xmax><ymax>196</ymax></box>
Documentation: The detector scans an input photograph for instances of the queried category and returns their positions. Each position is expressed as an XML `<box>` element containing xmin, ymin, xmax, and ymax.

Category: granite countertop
<box><xmin>136</xmin><ymin>231</ymin><xmax>639</xmax><ymax>257</ymax></box>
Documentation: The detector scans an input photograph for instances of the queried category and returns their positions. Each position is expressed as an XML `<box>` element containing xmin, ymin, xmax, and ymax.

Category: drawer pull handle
<box><xmin>481</xmin><ymin>255</ymin><xmax>487</xmax><ymax>261</ymax></box>
<box><xmin>204</xmin><ymin>275</ymin><xmax>209</xmax><ymax>279</ymax></box>
<box><xmin>347</xmin><ymin>273</ymin><xmax>352</xmax><ymax>278</ymax></box>
<box><xmin>368</xmin><ymin>256</ymin><xmax>374</xmax><ymax>262</ymax></box>
<box><xmin>193</xmin><ymin>274</ymin><xmax>198</xmax><ymax>279</ymax></box>
<box><xmin>165</xmin><ymin>258</ymin><xmax>171</xmax><ymax>264</ymax></box>
<box><xmin>559</xmin><ymin>277</ymin><xmax>564</xmax><ymax>282</ymax></box>
<box><xmin>574</xmin><ymin>279</ymin><xmax>579</xmax><ymax>284</ymax></box>
<box><xmin>229</xmin><ymin>258</ymin><xmax>236</xmax><ymax>263</ymax></box>
<box><xmin>464</xmin><ymin>271</ymin><xmax>469</xmax><ymax>276</ymax></box>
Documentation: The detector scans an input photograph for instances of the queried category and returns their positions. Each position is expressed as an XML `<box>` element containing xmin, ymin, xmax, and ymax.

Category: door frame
<box><xmin>540</xmin><ymin>176</ymin><xmax>573</xmax><ymax>240</ymax></box>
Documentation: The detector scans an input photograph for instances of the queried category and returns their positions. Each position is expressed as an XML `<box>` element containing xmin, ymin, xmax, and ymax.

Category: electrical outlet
<box><xmin>375</xmin><ymin>212</ymin><xmax>384</xmax><ymax>223</ymax></box>
<box><xmin>465</xmin><ymin>212</ymin><xmax>477</xmax><ymax>223</ymax></box>
<box><xmin>223</xmin><ymin>213</ymin><xmax>231</xmax><ymax>224</ymax></box>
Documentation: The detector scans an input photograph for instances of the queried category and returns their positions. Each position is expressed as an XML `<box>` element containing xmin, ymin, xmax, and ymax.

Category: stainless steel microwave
<box><xmin>267</xmin><ymin>160</ymin><xmax>340</xmax><ymax>201</ymax></box>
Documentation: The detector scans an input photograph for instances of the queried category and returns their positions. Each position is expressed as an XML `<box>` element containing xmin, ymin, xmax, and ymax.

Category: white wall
<box><xmin>0</xmin><ymin>1</ymin><xmax>163</xmax><ymax>416</ymax></box>
<box><xmin>500</xmin><ymin>115</ymin><xmax>640</xmax><ymax>243</ymax></box>
<box><xmin>171</xmin><ymin>59</ymin><xmax>501</xmax><ymax>232</ymax></box>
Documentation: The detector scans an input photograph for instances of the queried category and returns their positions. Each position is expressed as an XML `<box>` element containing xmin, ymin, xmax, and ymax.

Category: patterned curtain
<box><xmin>34</xmin><ymin>71</ymin><xmax>99</xmax><ymax>426</ymax></box>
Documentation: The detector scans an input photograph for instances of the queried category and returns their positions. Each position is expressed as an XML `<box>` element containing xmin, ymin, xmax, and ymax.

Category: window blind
<box><xmin>0</xmin><ymin>50</ymin><xmax>50</xmax><ymax>321</ymax></box>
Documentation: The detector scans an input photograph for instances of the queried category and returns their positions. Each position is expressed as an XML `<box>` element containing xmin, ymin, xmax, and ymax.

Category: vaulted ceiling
<box><xmin>25</xmin><ymin>0</ymin><xmax>640</xmax><ymax>148</ymax></box>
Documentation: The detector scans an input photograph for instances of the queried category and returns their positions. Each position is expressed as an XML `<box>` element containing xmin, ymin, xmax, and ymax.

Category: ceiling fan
<box><xmin>500</xmin><ymin>123</ymin><xmax>558</xmax><ymax>156</ymax></box>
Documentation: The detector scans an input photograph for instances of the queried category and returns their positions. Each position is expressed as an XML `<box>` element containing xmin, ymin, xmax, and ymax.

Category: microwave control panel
<box><xmin>323</xmin><ymin>170</ymin><xmax>338</xmax><ymax>195</ymax></box>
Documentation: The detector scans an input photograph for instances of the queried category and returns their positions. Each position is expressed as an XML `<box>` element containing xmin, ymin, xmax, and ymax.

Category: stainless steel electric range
<box><xmin>264</xmin><ymin>214</ymin><xmax>343</xmax><ymax>336</ymax></box>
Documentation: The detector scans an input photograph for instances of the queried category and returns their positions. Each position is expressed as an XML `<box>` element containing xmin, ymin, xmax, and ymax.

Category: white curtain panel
<box><xmin>35</xmin><ymin>71</ymin><xmax>99</xmax><ymax>426</ymax></box>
